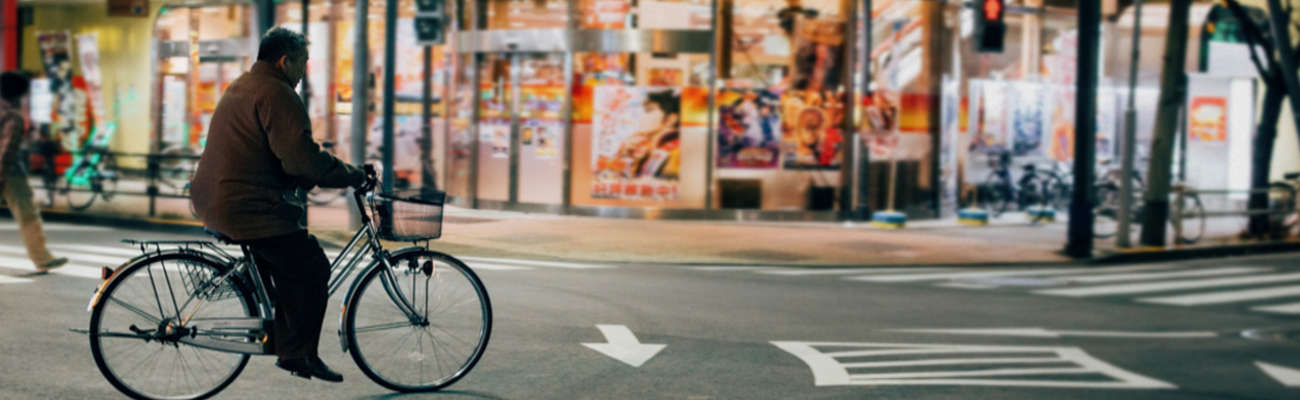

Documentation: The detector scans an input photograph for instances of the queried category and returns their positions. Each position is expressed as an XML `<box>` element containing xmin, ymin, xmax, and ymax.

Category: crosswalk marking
<box><xmin>935</xmin><ymin>282</ymin><xmax>998</xmax><ymax>290</ymax></box>
<box><xmin>1252</xmin><ymin>302</ymin><xmax>1300</xmax><ymax>315</ymax></box>
<box><xmin>47</xmin><ymin>244</ymin><xmax>142</xmax><ymax>257</ymax></box>
<box><xmin>0</xmin><ymin>275</ymin><xmax>33</xmax><ymax>284</ymax></box>
<box><xmin>0</xmin><ymin>255</ymin><xmax>102</xmax><ymax>279</ymax></box>
<box><xmin>686</xmin><ymin>266</ymin><xmax>771</xmax><ymax>272</ymax></box>
<box><xmin>1035</xmin><ymin>272</ymin><xmax>1300</xmax><ymax>297</ymax></box>
<box><xmin>0</xmin><ymin>244</ymin><xmax>124</xmax><ymax>266</ymax></box>
<box><xmin>1140</xmin><ymin>285</ymin><xmax>1300</xmax><ymax>306</ymax></box>
<box><xmin>759</xmin><ymin>267</ymin><xmax>955</xmax><ymax>276</ymax></box>
<box><xmin>464</xmin><ymin>262</ymin><xmax>533</xmax><ymax>271</ymax></box>
<box><xmin>0</xmin><ymin>222</ymin><xmax>111</xmax><ymax>232</ymax></box>
<box><xmin>1052</xmin><ymin>266</ymin><xmax>1271</xmax><ymax>284</ymax></box>
<box><xmin>847</xmin><ymin>265</ymin><xmax>1172</xmax><ymax>283</ymax></box>
<box><xmin>841</xmin><ymin>357</ymin><xmax>1066</xmax><ymax>368</ymax></box>
<box><xmin>459</xmin><ymin>256</ymin><xmax>609</xmax><ymax>269</ymax></box>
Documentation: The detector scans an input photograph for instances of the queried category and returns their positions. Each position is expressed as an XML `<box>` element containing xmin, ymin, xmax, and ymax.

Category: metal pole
<box><xmin>381</xmin><ymin>0</ymin><xmax>397</xmax><ymax>194</ymax></box>
<box><xmin>507</xmin><ymin>55</ymin><xmax>521</xmax><ymax>203</ymax></box>
<box><xmin>257</xmin><ymin>0</ymin><xmax>274</xmax><ymax>36</ymax></box>
<box><xmin>349</xmin><ymin>0</ymin><xmax>369</xmax><ymax>229</ymax></box>
<box><xmin>1118</xmin><ymin>0</ymin><xmax>1142</xmax><ymax>248</ymax></box>
<box><xmin>705</xmin><ymin>0</ymin><xmax>719</xmax><ymax>209</ymax></box>
<box><xmin>838</xmin><ymin>0</ymin><xmax>858</xmax><ymax>219</ymax></box>
<box><xmin>858</xmin><ymin>0</ymin><xmax>872</xmax><ymax>218</ymax></box>
<box><xmin>298</xmin><ymin>0</ymin><xmax>310</xmax><ymax>228</ymax></box>
<box><xmin>1065</xmin><ymin>0</ymin><xmax>1101</xmax><ymax>258</ymax></box>
<box><xmin>421</xmin><ymin>44</ymin><xmax>436</xmax><ymax>193</ymax></box>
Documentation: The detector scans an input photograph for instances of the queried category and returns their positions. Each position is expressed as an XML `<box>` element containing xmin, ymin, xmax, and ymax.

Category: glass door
<box><xmin>474</xmin><ymin>54</ymin><xmax>511</xmax><ymax>202</ymax></box>
<box><xmin>470</xmin><ymin>52</ymin><xmax>568</xmax><ymax>205</ymax></box>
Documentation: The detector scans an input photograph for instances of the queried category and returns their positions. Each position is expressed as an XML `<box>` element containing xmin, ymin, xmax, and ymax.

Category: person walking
<box><xmin>189</xmin><ymin>28</ymin><xmax>363</xmax><ymax>383</ymax></box>
<box><xmin>0</xmin><ymin>71</ymin><xmax>68</xmax><ymax>274</ymax></box>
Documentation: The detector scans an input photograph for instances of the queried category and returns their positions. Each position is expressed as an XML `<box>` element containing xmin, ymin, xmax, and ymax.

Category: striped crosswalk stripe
<box><xmin>47</xmin><ymin>244</ymin><xmax>142</xmax><ymax>257</ymax></box>
<box><xmin>1252</xmin><ymin>302</ymin><xmax>1300</xmax><ymax>315</ymax></box>
<box><xmin>0</xmin><ymin>275</ymin><xmax>34</xmax><ymax>284</ymax></box>
<box><xmin>847</xmin><ymin>265</ymin><xmax>1173</xmax><ymax>283</ymax></box>
<box><xmin>760</xmin><ymin>267</ymin><xmax>956</xmax><ymax>276</ymax></box>
<box><xmin>1034</xmin><ymin>272</ymin><xmax>1300</xmax><ymax>297</ymax></box>
<box><xmin>1139</xmin><ymin>285</ymin><xmax>1300</xmax><ymax>306</ymax></box>
<box><xmin>1051</xmin><ymin>266</ymin><xmax>1271</xmax><ymax>284</ymax></box>
<box><xmin>0</xmin><ymin>254</ymin><xmax>102</xmax><ymax>279</ymax></box>
<box><xmin>459</xmin><ymin>256</ymin><xmax>610</xmax><ymax>269</ymax></box>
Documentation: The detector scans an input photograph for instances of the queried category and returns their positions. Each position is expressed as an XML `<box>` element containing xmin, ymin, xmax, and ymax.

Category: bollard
<box><xmin>958</xmin><ymin>208</ymin><xmax>990</xmax><ymax>226</ymax></box>
<box><xmin>871</xmin><ymin>210</ymin><xmax>907</xmax><ymax>229</ymax></box>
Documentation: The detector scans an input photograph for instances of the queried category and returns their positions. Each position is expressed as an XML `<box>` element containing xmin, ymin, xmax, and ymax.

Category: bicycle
<box><xmin>1093</xmin><ymin>181</ymin><xmax>1206</xmax><ymax>244</ymax></box>
<box><xmin>63</xmin><ymin>122</ymin><xmax>120</xmax><ymax>211</ymax></box>
<box><xmin>975</xmin><ymin>151</ymin><xmax>1052</xmax><ymax>221</ymax></box>
<box><xmin>85</xmin><ymin>166</ymin><xmax>492</xmax><ymax>399</ymax></box>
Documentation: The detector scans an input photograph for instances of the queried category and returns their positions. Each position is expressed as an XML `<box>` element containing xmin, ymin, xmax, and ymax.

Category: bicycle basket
<box><xmin>179</xmin><ymin>261</ymin><xmax>238</xmax><ymax>302</ymax></box>
<box><xmin>369</xmin><ymin>190</ymin><xmax>446</xmax><ymax>241</ymax></box>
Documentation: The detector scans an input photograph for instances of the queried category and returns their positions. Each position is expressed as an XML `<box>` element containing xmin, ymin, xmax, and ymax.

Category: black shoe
<box><xmin>275</xmin><ymin>357</ymin><xmax>344</xmax><ymax>383</ymax></box>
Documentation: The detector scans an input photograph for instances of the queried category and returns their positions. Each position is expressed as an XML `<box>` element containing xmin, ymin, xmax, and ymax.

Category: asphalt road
<box><xmin>1</xmin><ymin>220</ymin><xmax>1298</xmax><ymax>399</ymax></box>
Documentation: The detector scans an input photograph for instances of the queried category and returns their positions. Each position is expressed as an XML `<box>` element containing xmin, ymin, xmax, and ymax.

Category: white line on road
<box><xmin>464</xmin><ymin>262</ymin><xmax>533</xmax><ymax>271</ymax></box>
<box><xmin>459</xmin><ymin>256</ymin><xmax>610</xmax><ymax>269</ymax></box>
<box><xmin>0</xmin><ymin>245</ymin><xmax>126</xmax><ymax>266</ymax></box>
<box><xmin>0</xmin><ymin>275</ymin><xmax>34</xmax><ymax>284</ymax></box>
<box><xmin>685</xmin><ymin>266</ymin><xmax>771</xmax><ymax>272</ymax></box>
<box><xmin>935</xmin><ymin>282</ymin><xmax>999</xmax><ymax>290</ymax></box>
<box><xmin>47</xmin><ymin>244</ymin><xmax>143</xmax><ymax>257</ymax></box>
<box><xmin>1035</xmin><ymin>272</ymin><xmax>1300</xmax><ymax>297</ymax></box>
<box><xmin>1052</xmin><ymin>266</ymin><xmax>1272</xmax><ymax>284</ymax></box>
<box><xmin>0</xmin><ymin>255</ymin><xmax>101</xmax><ymax>279</ymax></box>
<box><xmin>1256</xmin><ymin>361</ymin><xmax>1300</xmax><ymax>387</ymax></box>
<box><xmin>842</xmin><ymin>357</ymin><xmax>1067</xmax><ymax>368</ymax></box>
<box><xmin>847</xmin><ymin>265</ymin><xmax>1172</xmax><ymax>283</ymax></box>
<box><xmin>759</xmin><ymin>267</ymin><xmax>956</xmax><ymax>276</ymax></box>
<box><xmin>1140</xmin><ymin>285</ymin><xmax>1300</xmax><ymax>306</ymax></box>
<box><xmin>1252</xmin><ymin>302</ymin><xmax>1300</xmax><ymax>315</ymax></box>
<box><xmin>886</xmin><ymin>327</ymin><xmax>1218</xmax><ymax>339</ymax></box>
<box><xmin>582</xmin><ymin>325</ymin><xmax>666</xmax><ymax>368</ymax></box>
<box><xmin>0</xmin><ymin>222</ymin><xmax>111</xmax><ymax>232</ymax></box>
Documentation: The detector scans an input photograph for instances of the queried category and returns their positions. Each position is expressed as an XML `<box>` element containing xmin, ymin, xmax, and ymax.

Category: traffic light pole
<box><xmin>1065</xmin><ymin>0</ymin><xmax>1101</xmax><ymax>258</ymax></box>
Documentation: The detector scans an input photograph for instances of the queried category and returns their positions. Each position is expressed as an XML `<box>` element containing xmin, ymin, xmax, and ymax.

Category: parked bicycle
<box><xmin>63</xmin><ymin>123</ymin><xmax>121</xmax><ymax>211</ymax></box>
<box><xmin>1261</xmin><ymin>171</ymin><xmax>1300</xmax><ymax>237</ymax></box>
<box><xmin>975</xmin><ymin>151</ymin><xmax>1052</xmax><ymax>220</ymax></box>
<box><xmin>1093</xmin><ymin>181</ymin><xmax>1205</xmax><ymax>244</ymax></box>
<box><xmin>85</xmin><ymin>165</ymin><xmax>491</xmax><ymax>399</ymax></box>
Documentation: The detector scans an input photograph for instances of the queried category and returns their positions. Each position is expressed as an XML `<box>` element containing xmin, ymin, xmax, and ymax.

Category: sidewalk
<box><xmin>9</xmin><ymin>177</ymin><xmax>1299</xmax><ymax>266</ymax></box>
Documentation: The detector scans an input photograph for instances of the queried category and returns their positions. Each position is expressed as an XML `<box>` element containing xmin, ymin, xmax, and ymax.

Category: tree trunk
<box><xmin>1140</xmin><ymin>0</ymin><xmax>1193</xmax><ymax>246</ymax></box>
<box><xmin>1248</xmin><ymin>84</ymin><xmax>1285</xmax><ymax>236</ymax></box>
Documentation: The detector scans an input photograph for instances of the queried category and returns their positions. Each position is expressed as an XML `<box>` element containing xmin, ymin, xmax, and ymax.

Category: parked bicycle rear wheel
<box><xmin>344</xmin><ymin>249</ymin><xmax>492</xmax><ymax>392</ymax></box>
<box><xmin>1173</xmin><ymin>193</ymin><xmax>1206</xmax><ymax>245</ymax></box>
<box><xmin>89</xmin><ymin>253</ymin><xmax>256</xmax><ymax>400</ymax></box>
<box><xmin>1093</xmin><ymin>183</ymin><xmax>1120</xmax><ymax>239</ymax></box>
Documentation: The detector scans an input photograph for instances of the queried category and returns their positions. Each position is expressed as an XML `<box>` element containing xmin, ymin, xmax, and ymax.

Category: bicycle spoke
<box><xmin>354</xmin><ymin>321</ymin><xmax>415</xmax><ymax>334</ymax></box>
<box><xmin>106</xmin><ymin>297</ymin><xmax>162</xmax><ymax>324</ymax></box>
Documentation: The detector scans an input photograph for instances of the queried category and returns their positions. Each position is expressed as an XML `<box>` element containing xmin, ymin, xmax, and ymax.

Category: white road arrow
<box><xmin>1257</xmin><ymin>361</ymin><xmax>1300</xmax><ymax>387</ymax></box>
<box><xmin>582</xmin><ymin>324</ymin><xmax>666</xmax><ymax>368</ymax></box>
<box><xmin>887</xmin><ymin>327</ymin><xmax>1217</xmax><ymax>339</ymax></box>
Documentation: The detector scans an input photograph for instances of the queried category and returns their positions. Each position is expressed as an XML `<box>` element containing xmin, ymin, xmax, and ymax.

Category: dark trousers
<box><xmin>248</xmin><ymin>231</ymin><xmax>331</xmax><ymax>361</ymax></box>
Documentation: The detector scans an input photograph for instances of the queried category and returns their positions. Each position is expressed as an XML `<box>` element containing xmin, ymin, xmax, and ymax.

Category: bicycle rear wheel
<box><xmin>89</xmin><ymin>253</ymin><xmax>256</xmax><ymax>400</ymax></box>
<box><xmin>344</xmin><ymin>249</ymin><xmax>492</xmax><ymax>392</ymax></box>
<box><xmin>64</xmin><ymin>162</ymin><xmax>98</xmax><ymax>211</ymax></box>
<box><xmin>1173</xmin><ymin>193</ymin><xmax>1206</xmax><ymax>245</ymax></box>
<box><xmin>1093</xmin><ymin>183</ymin><xmax>1120</xmax><ymax>239</ymax></box>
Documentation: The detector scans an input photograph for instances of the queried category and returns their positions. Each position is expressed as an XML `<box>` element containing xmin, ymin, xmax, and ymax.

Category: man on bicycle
<box><xmin>190</xmin><ymin>27</ymin><xmax>363</xmax><ymax>383</ymax></box>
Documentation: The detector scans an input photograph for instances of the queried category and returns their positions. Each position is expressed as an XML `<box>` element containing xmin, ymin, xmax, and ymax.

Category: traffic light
<box><xmin>974</xmin><ymin>0</ymin><xmax>1006</xmax><ymax>53</ymax></box>
<box><xmin>414</xmin><ymin>0</ymin><xmax>445</xmax><ymax>45</ymax></box>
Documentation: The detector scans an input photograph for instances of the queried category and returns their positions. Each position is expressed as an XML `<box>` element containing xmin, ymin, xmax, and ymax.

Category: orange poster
<box><xmin>1188</xmin><ymin>97</ymin><xmax>1227</xmax><ymax>142</ymax></box>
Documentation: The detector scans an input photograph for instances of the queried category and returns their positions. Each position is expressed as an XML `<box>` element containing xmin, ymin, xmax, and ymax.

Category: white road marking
<box><xmin>847</xmin><ymin>265</ymin><xmax>1172</xmax><ymax>283</ymax></box>
<box><xmin>464</xmin><ymin>262</ymin><xmax>533</xmax><ymax>271</ymax></box>
<box><xmin>1052</xmin><ymin>266</ymin><xmax>1272</xmax><ymax>284</ymax></box>
<box><xmin>935</xmin><ymin>282</ymin><xmax>999</xmax><ymax>290</ymax></box>
<box><xmin>759</xmin><ymin>267</ymin><xmax>956</xmax><ymax>276</ymax></box>
<box><xmin>0</xmin><ymin>222</ymin><xmax>112</xmax><ymax>232</ymax></box>
<box><xmin>46</xmin><ymin>244</ymin><xmax>143</xmax><ymax>257</ymax></box>
<box><xmin>771</xmin><ymin>341</ymin><xmax>1174</xmax><ymax>389</ymax></box>
<box><xmin>1252</xmin><ymin>302</ymin><xmax>1300</xmax><ymax>315</ymax></box>
<box><xmin>0</xmin><ymin>275</ymin><xmax>34</xmax><ymax>284</ymax></box>
<box><xmin>1035</xmin><ymin>272</ymin><xmax>1300</xmax><ymax>297</ymax></box>
<box><xmin>0</xmin><ymin>255</ymin><xmax>101</xmax><ymax>279</ymax></box>
<box><xmin>685</xmin><ymin>266</ymin><xmax>771</xmax><ymax>272</ymax></box>
<box><xmin>1140</xmin><ymin>285</ymin><xmax>1300</xmax><ymax>306</ymax></box>
<box><xmin>0</xmin><ymin>244</ymin><xmax>125</xmax><ymax>265</ymax></box>
<box><xmin>1256</xmin><ymin>361</ymin><xmax>1300</xmax><ymax>387</ymax></box>
<box><xmin>460</xmin><ymin>256</ymin><xmax>609</xmax><ymax>269</ymax></box>
<box><xmin>886</xmin><ymin>327</ymin><xmax>1217</xmax><ymax>339</ymax></box>
<box><xmin>581</xmin><ymin>325</ymin><xmax>666</xmax><ymax>368</ymax></box>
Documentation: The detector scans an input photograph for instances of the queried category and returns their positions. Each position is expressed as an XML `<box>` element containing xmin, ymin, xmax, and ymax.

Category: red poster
<box><xmin>1188</xmin><ymin>97</ymin><xmax>1227</xmax><ymax>142</ymax></box>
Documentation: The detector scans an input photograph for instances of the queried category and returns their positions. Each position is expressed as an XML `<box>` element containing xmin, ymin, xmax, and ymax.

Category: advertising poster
<box><xmin>781</xmin><ymin>90</ymin><xmax>843</xmax><ymax>169</ymax></box>
<box><xmin>1189</xmin><ymin>96</ymin><xmax>1228</xmax><ymax>142</ymax></box>
<box><xmin>479</xmin><ymin>122</ymin><xmax>511</xmax><ymax>159</ymax></box>
<box><xmin>1047</xmin><ymin>86</ymin><xmax>1076</xmax><ymax>162</ymax></box>
<box><xmin>789</xmin><ymin>19</ymin><xmax>846</xmax><ymax>92</ymax></box>
<box><xmin>75</xmin><ymin>34</ymin><xmax>104</xmax><ymax>125</ymax></box>
<box><xmin>1009</xmin><ymin>82</ymin><xmax>1044</xmax><ymax>157</ymax></box>
<box><xmin>521</xmin><ymin>119</ymin><xmax>562</xmax><ymax>159</ymax></box>
<box><xmin>970</xmin><ymin>80</ymin><xmax>1007</xmax><ymax>155</ymax></box>
<box><xmin>939</xmin><ymin>79</ymin><xmax>960</xmax><ymax>215</ymax></box>
<box><xmin>28</xmin><ymin>79</ymin><xmax>52</xmax><ymax>124</ymax></box>
<box><xmin>590</xmin><ymin>86</ymin><xmax>682</xmax><ymax>200</ymax></box>
<box><xmin>582</xmin><ymin>0</ymin><xmax>631</xmax><ymax>29</ymax></box>
<box><xmin>861</xmin><ymin>90</ymin><xmax>899</xmax><ymax>160</ymax></box>
<box><xmin>717</xmin><ymin>88</ymin><xmax>780</xmax><ymax>169</ymax></box>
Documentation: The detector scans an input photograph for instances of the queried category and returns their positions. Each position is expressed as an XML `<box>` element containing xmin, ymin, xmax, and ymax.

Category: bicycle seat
<box><xmin>204</xmin><ymin>228</ymin><xmax>249</xmax><ymax>246</ymax></box>
<box><xmin>1286</xmin><ymin>172</ymin><xmax>1300</xmax><ymax>180</ymax></box>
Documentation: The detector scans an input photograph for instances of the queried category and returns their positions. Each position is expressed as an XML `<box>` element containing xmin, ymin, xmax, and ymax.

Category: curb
<box><xmin>1093</xmin><ymin>240</ymin><xmax>1300</xmax><ymax>264</ymax></box>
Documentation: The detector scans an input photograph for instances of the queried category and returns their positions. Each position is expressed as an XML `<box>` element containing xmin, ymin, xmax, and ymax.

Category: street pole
<box><xmin>381</xmin><ymin>0</ymin><xmax>398</xmax><ymax>194</ymax></box>
<box><xmin>1118</xmin><ymin>0</ymin><xmax>1143</xmax><ymax>248</ymax></box>
<box><xmin>349</xmin><ymin>0</ymin><xmax>369</xmax><ymax>229</ymax></box>
<box><xmin>421</xmin><ymin>44</ymin><xmax>436</xmax><ymax>195</ymax></box>
<box><xmin>1265</xmin><ymin>0</ymin><xmax>1300</xmax><ymax>141</ymax></box>
<box><xmin>1140</xmin><ymin>0</ymin><xmax>1191</xmax><ymax>247</ymax></box>
<box><xmin>1065</xmin><ymin>0</ymin><xmax>1102</xmax><ymax>258</ymax></box>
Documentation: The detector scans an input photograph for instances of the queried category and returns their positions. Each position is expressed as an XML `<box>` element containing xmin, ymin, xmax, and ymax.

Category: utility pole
<box><xmin>1265</xmin><ymin>0</ymin><xmax>1300</xmax><ymax>138</ymax></box>
<box><xmin>349</xmin><ymin>0</ymin><xmax>369</xmax><ymax>229</ymax></box>
<box><xmin>1139</xmin><ymin>0</ymin><xmax>1192</xmax><ymax>247</ymax></box>
<box><xmin>1118</xmin><ymin>0</ymin><xmax>1143</xmax><ymax>248</ymax></box>
<box><xmin>1065</xmin><ymin>0</ymin><xmax>1102</xmax><ymax>258</ymax></box>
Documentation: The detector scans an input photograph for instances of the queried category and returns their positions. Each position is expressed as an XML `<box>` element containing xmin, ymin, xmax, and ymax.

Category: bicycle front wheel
<box><xmin>89</xmin><ymin>253</ymin><xmax>256</xmax><ymax>400</ymax></box>
<box><xmin>1173</xmin><ymin>194</ymin><xmax>1206</xmax><ymax>245</ymax></box>
<box><xmin>344</xmin><ymin>250</ymin><xmax>492</xmax><ymax>392</ymax></box>
<box><xmin>64</xmin><ymin>163</ymin><xmax>98</xmax><ymax>211</ymax></box>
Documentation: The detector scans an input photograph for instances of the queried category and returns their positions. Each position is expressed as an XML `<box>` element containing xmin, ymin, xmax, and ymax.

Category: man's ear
<box><xmin>277</xmin><ymin>55</ymin><xmax>289</xmax><ymax>69</ymax></box>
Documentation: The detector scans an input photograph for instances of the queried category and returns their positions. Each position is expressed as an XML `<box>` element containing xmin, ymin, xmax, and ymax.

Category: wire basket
<box><xmin>369</xmin><ymin>190</ymin><xmax>446</xmax><ymax>241</ymax></box>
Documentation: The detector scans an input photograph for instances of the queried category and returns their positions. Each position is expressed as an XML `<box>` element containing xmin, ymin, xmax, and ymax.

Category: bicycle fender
<box><xmin>337</xmin><ymin>246</ymin><xmax>427</xmax><ymax>353</ymax></box>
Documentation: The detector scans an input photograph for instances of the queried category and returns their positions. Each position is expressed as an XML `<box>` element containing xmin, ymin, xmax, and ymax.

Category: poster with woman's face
<box><xmin>590</xmin><ymin>86</ymin><xmax>682</xmax><ymax>200</ymax></box>
<box><xmin>781</xmin><ymin>90</ymin><xmax>843</xmax><ymax>169</ymax></box>
<box><xmin>717</xmin><ymin>88</ymin><xmax>780</xmax><ymax>169</ymax></box>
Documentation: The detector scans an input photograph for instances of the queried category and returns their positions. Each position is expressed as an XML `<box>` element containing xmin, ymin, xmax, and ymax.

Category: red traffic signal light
<box><xmin>983</xmin><ymin>0</ymin><xmax>1004</xmax><ymax>21</ymax></box>
<box><xmin>974</xmin><ymin>0</ymin><xmax>1006</xmax><ymax>53</ymax></box>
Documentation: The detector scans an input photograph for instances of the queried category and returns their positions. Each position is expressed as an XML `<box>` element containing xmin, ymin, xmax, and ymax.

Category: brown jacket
<box><xmin>191</xmin><ymin>61</ymin><xmax>362</xmax><ymax>241</ymax></box>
